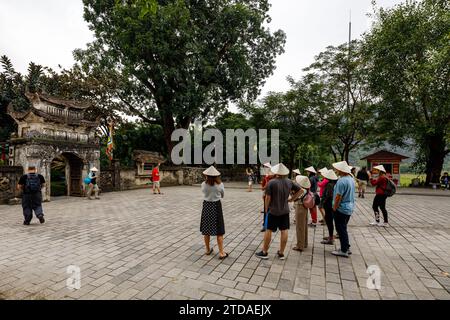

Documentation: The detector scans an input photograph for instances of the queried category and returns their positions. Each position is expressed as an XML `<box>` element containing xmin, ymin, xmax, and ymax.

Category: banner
<box><xmin>106</xmin><ymin>123</ymin><xmax>114</xmax><ymax>161</ymax></box>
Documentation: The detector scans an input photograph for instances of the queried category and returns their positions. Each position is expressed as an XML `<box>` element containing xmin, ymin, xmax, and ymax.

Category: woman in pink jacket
<box><xmin>317</xmin><ymin>168</ymin><xmax>329</xmax><ymax>225</ymax></box>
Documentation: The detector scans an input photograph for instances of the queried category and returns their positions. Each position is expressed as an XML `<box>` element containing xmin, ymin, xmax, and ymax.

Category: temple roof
<box><xmin>25</xmin><ymin>92</ymin><xmax>91</xmax><ymax>110</ymax></box>
<box><xmin>361</xmin><ymin>149</ymin><xmax>409</xmax><ymax>161</ymax></box>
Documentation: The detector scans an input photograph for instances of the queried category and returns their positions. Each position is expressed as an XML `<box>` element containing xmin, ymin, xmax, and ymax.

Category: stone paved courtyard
<box><xmin>1</xmin><ymin>186</ymin><xmax>450</xmax><ymax>300</ymax></box>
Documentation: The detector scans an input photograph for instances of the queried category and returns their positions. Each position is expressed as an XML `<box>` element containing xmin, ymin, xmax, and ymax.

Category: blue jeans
<box><xmin>333</xmin><ymin>210</ymin><xmax>351</xmax><ymax>253</ymax></box>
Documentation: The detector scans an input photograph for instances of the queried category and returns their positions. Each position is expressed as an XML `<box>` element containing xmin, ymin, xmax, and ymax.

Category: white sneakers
<box><xmin>369</xmin><ymin>221</ymin><xmax>389</xmax><ymax>227</ymax></box>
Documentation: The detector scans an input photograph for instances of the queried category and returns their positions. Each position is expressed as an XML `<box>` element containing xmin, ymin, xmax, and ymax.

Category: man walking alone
<box><xmin>17</xmin><ymin>166</ymin><xmax>46</xmax><ymax>225</ymax></box>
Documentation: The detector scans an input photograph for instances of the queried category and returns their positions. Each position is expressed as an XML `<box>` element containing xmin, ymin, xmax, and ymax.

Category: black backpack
<box><xmin>384</xmin><ymin>179</ymin><xmax>396</xmax><ymax>197</ymax></box>
<box><xmin>25</xmin><ymin>174</ymin><xmax>41</xmax><ymax>193</ymax></box>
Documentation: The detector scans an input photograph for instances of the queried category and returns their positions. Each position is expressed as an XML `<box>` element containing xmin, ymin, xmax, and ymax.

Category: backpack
<box><xmin>301</xmin><ymin>190</ymin><xmax>315</xmax><ymax>209</ymax></box>
<box><xmin>384</xmin><ymin>179</ymin><xmax>396</xmax><ymax>197</ymax></box>
<box><xmin>25</xmin><ymin>174</ymin><xmax>41</xmax><ymax>193</ymax></box>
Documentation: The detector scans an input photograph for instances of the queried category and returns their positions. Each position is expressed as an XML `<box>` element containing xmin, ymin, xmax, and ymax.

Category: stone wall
<box><xmin>0</xmin><ymin>166</ymin><xmax>23</xmax><ymax>204</ymax></box>
<box><xmin>181</xmin><ymin>167</ymin><xmax>205</xmax><ymax>185</ymax></box>
<box><xmin>97</xmin><ymin>166</ymin><xmax>207</xmax><ymax>193</ymax></box>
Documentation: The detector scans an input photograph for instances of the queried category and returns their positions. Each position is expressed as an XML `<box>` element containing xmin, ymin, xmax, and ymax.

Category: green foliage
<box><xmin>363</xmin><ymin>0</ymin><xmax>450</xmax><ymax>183</ymax></box>
<box><xmin>113</xmin><ymin>122</ymin><xmax>165</xmax><ymax>167</ymax></box>
<box><xmin>302</xmin><ymin>41</ymin><xmax>378</xmax><ymax>162</ymax></box>
<box><xmin>78</xmin><ymin>0</ymin><xmax>286</xmax><ymax>152</ymax></box>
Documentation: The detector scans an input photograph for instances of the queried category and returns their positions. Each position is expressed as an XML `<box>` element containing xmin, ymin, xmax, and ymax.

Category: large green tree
<box><xmin>363</xmin><ymin>0</ymin><xmax>450</xmax><ymax>184</ymax></box>
<box><xmin>78</xmin><ymin>0</ymin><xmax>286</xmax><ymax>155</ymax></box>
<box><xmin>302</xmin><ymin>41</ymin><xmax>377</xmax><ymax>163</ymax></box>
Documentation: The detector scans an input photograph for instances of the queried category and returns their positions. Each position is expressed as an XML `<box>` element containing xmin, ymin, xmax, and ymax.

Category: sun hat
<box><xmin>263</xmin><ymin>162</ymin><xmax>271</xmax><ymax>168</ymax></box>
<box><xmin>373</xmin><ymin>165</ymin><xmax>386</xmax><ymax>173</ymax></box>
<box><xmin>305</xmin><ymin>166</ymin><xmax>317</xmax><ymax>174</ymax></box>
<box><xmin>295</xmin><ymin>175</ymin><xmax>311</xmax><ymax>189</ymax></box>
<box><xmin>203</xmin><ymin>166</ymin><xmax>221</xmax><ymax>176</ymax></box>
<box><xmin>318</xmin><ymin>167</ymin><xmax>328</xmax><ymax>175</ymax></box>
<box><xmin>293</xmin><ymin>169</ymin><xmax>301</xmax><ymax>175</ymax></box>
<box><xmin>90</xmin><ymin>167</ymin><xmax>98</xmax><ymax>172</ymax></box>
<box><xmin>332</xmin><ymin>161</ymin><xmax>352</xmax><ymax>174</ymax></box>
<box><xmin>271</xmin><ymin>163</ymin><xmax>290</xmax><ymax>176</ymax></box>
<box><xmin>322</xmin><ymin>169</ymin><xmax>338</xmax><ymax>181</ymax></box>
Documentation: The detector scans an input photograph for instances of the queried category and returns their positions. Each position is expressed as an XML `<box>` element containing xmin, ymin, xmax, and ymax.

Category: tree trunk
<box><xmin>288</xmin><ymin>147</ymin><xmax>296</xmax><ymax>177</ymax></box>
<box><xmin>162</xmin><ymin>111</ymin><xmax>176</xmax><ymax>159</ymax></box>
<box><xmin>343</xmin><ymin>145</ymin><xmax>350</xmax><ymax>164</ymax></box>
<box><xmin>424</xmin><ymin>134</ymin><xmax>447</xmax><ymax>185</ymax></box>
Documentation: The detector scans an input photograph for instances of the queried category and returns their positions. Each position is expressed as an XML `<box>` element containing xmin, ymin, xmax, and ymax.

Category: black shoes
<box><xmin>255</xmin><ymin>251</ymin><xmax>269</xmax><ymax>259</ymax></box>
<box><xmin>38</xmin><ymin>215</ymin><xmax>45</xmax><ymax>224</ymax></box>
<box><xmin>23</xmin><ymin>221</ymin><xmax>30</xmax><ymax>225</ymax></box>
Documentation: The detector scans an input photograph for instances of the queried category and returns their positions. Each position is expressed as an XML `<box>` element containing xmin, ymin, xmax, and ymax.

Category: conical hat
<box><xmin>332</xmin><ymin>161</ymin><xmax>352</xmax><ymax>174</ymax></box>
<box><xmin>322</xmin><ymin>169</ymin><xmax>338</xmax><ymax>181</ymax></box>
<box><xmin>295</xmin><ymin>175</ymin><xmax>311</xmax><ymax>189</ymax></box>
<box><xmin>293</xmin><ymin>169</ymin><xmax>301</xmax><ymax>175</ymax></box>
<box><xmin>305</xmin><ymin>166</ymin><xmax>317</xmax><ymax>174</ymax></box>
<box><xmin>263</xmin><ymin>162</ymin><xmax>271</xmax><ymax>168</ymax></box>
<box><xmin>373</xmin><ymin>165</ymin><xmax>386</xmax><ymax>173</ymax></box>
<box><xmin>318</xmin><ymin>167</ymin><xmax>328</xmax><ymax>174</ymax></box>
<box><xmin>271</xmin><ymin>163</ymin><xmax>290</xmax><ymax>176</ymax></box>
<box><xmin>203</xmin><ymin>166</ymin><xmax>221</xmax><ymax>176</ymax></box>
<box><xmin>90</xmin><ymin>167</ymin><xmax>98</xmax><ymax>172</ymax></box>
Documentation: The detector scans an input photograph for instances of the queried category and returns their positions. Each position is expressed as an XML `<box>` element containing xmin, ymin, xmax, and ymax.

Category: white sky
<box><xmin>0</xmin><ymin>0</ymin><xmax>404</xmax><ymax>100</ymax></box>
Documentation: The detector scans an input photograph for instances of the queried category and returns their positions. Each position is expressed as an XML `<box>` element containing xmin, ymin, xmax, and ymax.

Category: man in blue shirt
<box><xmin>331</xmin><ymin>161</ymin><xmax>355</xmax><ymax>257</ymax></box>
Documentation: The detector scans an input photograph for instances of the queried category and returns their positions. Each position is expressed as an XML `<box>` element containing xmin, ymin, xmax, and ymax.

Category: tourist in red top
<box><xmin>152</xmin><ymin>162</ymin><xmax>162</xmax><ymax>194</ymax></box>
<box><xmin>317</xmin><ymin>167</ymin><xmax>328</xmax><ymax>225</ymax></box>
<box><xmin>370</xmin><ymin>165</ymin><xmax>389</xmax><ymax>227</ymax></box>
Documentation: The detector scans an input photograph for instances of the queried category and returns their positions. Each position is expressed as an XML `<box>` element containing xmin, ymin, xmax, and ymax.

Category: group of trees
<box><xmin>218</xmin><ymin>0</ymin><xmax>449</xmax><ymax>184</ymax></box>
<box><xmin>0</xmin><ymin>0</ymin><xmax>448</xmax><ymax>184</ymax></box>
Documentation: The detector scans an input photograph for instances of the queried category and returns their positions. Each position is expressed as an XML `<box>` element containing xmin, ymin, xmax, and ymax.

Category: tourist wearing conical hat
<box><xmin>87</xmin><ymin>166</ymin><xmax>100</xmax><ymax>200</ymax></box>
<box><xmin>320</xmin><ymin>170</ymin><xmax>338</xmax><ymax>245</ymax></box>
<box><xmin>256</xmin><ymin>163</ymin><xmax>302</xmax><ymax>260</ymax></box>
<box><xmin>305</xmin><ymin>166</ymin><xmax>319</xmax><ymax>227</ymax></box>
<box><xmin>370</xmin><ymin>165</ymin><xmax>389</xmax><ymax>227</ymax></box>
<box><xmin>260</xmin><ymin>163</ymin><xmax>274</xmax><ymax>232</ymax></box>
<box><xmin>292</xmin><ymin>175</ymin><xmax>311</xmax><ymax>252</ymax></box>
<box><xmin>200</xmin><ymin>166</ymin><xmax>228</xmax><ymax>260</ymax></box>
<box><xmin>330</xmin><ymin>161</ymin><xmax>355</xmax><ymax>258</ymax></box>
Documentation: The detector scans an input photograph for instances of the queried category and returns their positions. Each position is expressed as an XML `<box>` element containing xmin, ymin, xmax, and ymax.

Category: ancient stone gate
<box><xmin>7</xmin><ymin>92</ymin><xmax>100</xmax><ymax>201</ymax></box>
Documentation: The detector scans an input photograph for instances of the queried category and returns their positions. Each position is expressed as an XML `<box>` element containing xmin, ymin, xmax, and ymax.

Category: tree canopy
<box><xmin>363</xmin><ymin>0</ymin><xmax>450</xmax><ymax>184</ymax></box>
<box><xmin>77</xmin><ymin>0</ymin><xmax>286</xmax><ymax>153</ymax></box>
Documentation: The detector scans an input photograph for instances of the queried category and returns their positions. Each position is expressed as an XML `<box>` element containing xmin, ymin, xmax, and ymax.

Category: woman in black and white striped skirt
<box><xmin>200</xmin><ymin>166</ymin><xmax>228</xmax><ymax>260</ymax></box>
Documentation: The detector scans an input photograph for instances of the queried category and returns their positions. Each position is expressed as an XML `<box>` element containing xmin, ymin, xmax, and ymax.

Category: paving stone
<box><xmin>1</xmin><ymin>186</ymin><xmax>449</xmax><ymax>300</ymax></box>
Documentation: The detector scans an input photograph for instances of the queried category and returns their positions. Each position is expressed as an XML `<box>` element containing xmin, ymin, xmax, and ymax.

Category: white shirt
<box><xmin>201</xmin><ymin>182</ymin><xmax>225</xmax><ymax>202</ymax></box>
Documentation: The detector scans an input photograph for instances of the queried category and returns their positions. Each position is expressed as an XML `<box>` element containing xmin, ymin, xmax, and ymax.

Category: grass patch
<box><xmin>400</xmin><ymin>173</ymin><xmax>426</xmax><ymax>187</ymax></box>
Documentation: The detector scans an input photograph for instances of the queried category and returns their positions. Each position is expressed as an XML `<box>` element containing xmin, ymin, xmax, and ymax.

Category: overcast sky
<box><xmin>0</xmin><ymin>0</ymin><xmax>404</xmax><ymax>99</ymax></box>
